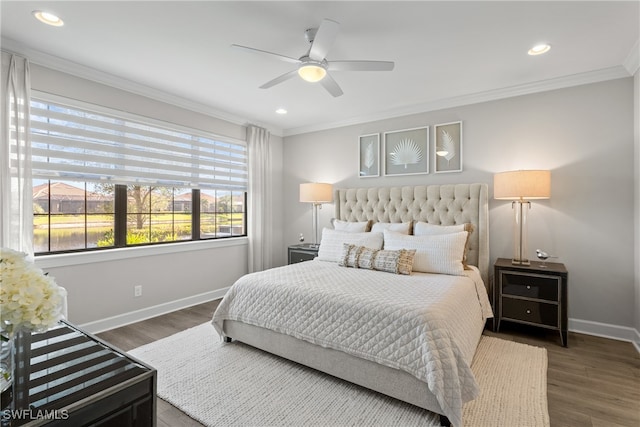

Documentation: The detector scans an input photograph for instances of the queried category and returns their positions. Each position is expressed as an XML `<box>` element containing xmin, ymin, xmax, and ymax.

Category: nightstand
<box><xmin>288</xmin><ymin>243</ymin><xmax>319</xmax><ymax>264</ymax></box>
<box><xmin>493</xmin><ymin>258</ymin><xmax>568</xmax><ymax>347</ymax></box>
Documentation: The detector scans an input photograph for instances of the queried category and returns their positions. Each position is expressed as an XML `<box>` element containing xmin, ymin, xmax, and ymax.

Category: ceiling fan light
<box><xmin>436</xmin><ymin>150</ymin><xmax>449</xmax><ymax>157</ymax></box>
<box><xmin>298</xmin><ymin>64</ymin><xmax>326</xmax><ymax>82</ymax></box>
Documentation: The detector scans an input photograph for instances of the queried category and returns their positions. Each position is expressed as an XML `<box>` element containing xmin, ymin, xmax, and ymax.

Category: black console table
<box><xmin>1</xmin><ymin>321</ymin><xmax>156</xmax><ymax>426</ymax></box>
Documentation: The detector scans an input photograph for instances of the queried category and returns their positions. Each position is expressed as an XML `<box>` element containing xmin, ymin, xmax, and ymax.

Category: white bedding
<box><xmin>212</xmin><ymin>260</ymin><xmax>493</xmax><ymax>426</ymax></box>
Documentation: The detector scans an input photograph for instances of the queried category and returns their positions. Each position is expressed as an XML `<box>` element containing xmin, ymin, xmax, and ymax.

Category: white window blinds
<box><xmin>29</xmin><ymin>95</ymin><xmax>248</xmax><ymax>191</ymax></box>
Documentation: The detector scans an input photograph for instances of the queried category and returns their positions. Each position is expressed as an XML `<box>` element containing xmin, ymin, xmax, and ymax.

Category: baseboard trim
<box><xmin>569</xmin><ymin>318</ymin><xmax>640</xmax><ymax>353</ymax></box>
<box><xmin>79</xmin><ymin>287</ymin><xmax>229</xmax><ymax>334</ymax></box>
<box><xmin>633</xmin><ymin>329</ymin><xmax>640</xmax><ymax>354</ymax></box>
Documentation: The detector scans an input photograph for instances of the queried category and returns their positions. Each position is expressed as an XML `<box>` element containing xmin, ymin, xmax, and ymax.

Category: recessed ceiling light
<box><xmin>275</xmin><ymin>108</ymin><xmax>287</xmax><ymax>115</ymax></box>
<box><xmin>33</xmin><ymin>10</ymin><xmax>64</xmax><ymax>27</ymax></box>
<box><xmin>528</xmin><ymin>44</ymin><xmax>551</xmax><ymax>56</ymax></box>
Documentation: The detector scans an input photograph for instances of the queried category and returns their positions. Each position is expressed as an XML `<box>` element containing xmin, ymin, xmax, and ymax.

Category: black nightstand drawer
<box><xmin>501</xmin><ymin>272</ymin><xmax>559</xmax><ymax>301</ymax></box>
<box><xmin>290</xmin><ymin>251</ymin><xmax>316</xmax><ymax>263</ymax></box>
<box><xmin>288</xmin><ymin>244</ymin><xmax>319</xmax><ymax>264</ymax></box>
<box><xmin>502</xmin><ymin>298</ymin><xmax>559</xmax><ymax>328</ymax></box>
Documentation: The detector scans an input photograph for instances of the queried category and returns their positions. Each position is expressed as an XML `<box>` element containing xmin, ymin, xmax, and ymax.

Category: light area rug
<box><xmin>129</xmin><ymin>323</ymin><xmax>549</xmax><ymax>427</ymax></box>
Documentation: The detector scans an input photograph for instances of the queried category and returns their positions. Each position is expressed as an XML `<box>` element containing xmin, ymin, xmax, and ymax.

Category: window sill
<box><xmin>35</xmin><ymin>237</ymin><xmax>249</xmax><ymax>269</ymax></box>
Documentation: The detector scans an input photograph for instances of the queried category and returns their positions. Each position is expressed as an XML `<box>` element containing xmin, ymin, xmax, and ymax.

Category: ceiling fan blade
<box><xmin>308</xmin><ymin>19</ymin><xmax>340</xmax><ymax>61</ymax></box>
<box><xmin>328</xmin><ymin>60</ymin><xmax>395</xmax><ymax>72</ymax></box>
<box><xmin>259</xmin><ymin>69</ymin><xmax>299</xmax><ymax>89</ymax></box>
<box><xmin>320</xmin><ymin>73</ymin><xmax>343</xmax><ymax>97</ymax></box>
<box><xmin>231</xmin><ymin>44</ymin><xmax>301</xmax><ymax>64</ymax></box>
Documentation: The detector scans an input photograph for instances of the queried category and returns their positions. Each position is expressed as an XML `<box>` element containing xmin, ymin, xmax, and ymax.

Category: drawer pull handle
<box><xmin>526</xmin><ymin>285</ymin><xmax>531</xmax><ymax>290</ymax></box>
<box><xmin>526</xmin><ymin>309</ymin><xmax>531</xmax><ymax>314</ymax></box>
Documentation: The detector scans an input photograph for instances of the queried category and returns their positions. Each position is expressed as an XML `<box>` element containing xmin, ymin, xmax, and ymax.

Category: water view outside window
<box><xmin>33</xmin><ymin>180</ymin><xmax>115</xmax><ymax>253</ymax></box>
<box><xmin>33</xmin><ymin>180</ymin><xmax>246</xmax><ymax>254</ymax></box>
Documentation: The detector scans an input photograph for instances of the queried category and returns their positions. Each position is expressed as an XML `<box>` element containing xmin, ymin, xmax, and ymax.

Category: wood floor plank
<box><xmin>98</xmin><ymin>300</ymin><xmax>640</xmax><ymax>427</ymax></box>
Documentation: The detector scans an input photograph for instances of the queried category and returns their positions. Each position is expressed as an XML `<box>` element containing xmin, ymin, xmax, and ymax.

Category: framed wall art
<box><xmin>383</xmin><ymin>126</ymin><xmax>429</xmax><ymax>176</ymax></box>
<box><xmin>358</xmin><ymin>133</ymin><xmax>380</xmax><ymax>178</ymax></box>
<box><xmin>434</xmin><ymin>121</ymin><xmax>463</xmax><ymax>173</ymax></box>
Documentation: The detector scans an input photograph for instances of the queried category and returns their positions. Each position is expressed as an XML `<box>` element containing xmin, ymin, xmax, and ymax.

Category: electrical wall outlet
<box><xmin>134</xmin><ymin>285</ymin><xmax>142</xmax><ymax>297</ymax></box>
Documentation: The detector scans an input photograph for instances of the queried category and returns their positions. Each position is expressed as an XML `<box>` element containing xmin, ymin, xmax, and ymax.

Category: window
<box><xmin>33</xmin><ymin>180</ymin><xmax>115</xmax><ymax>253</ymax></box>
<box><xmin>125</xmin><ymin>185</ymin><xmax>192</xmax><ymax>244</ymax></box>
<box><xmin>200</xmin><ymin>190</ymin><xmax>246</xmax><ymax>238</ymax></box>
<box><xmin>30</xmin><ymin>94</ymin><xmax>247</xmax><ymax>255</ymax></box>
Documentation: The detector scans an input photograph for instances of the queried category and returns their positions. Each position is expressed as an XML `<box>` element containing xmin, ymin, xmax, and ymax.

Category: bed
<box><xmin>212</xmin><ymin>183</ymin><xmax>492</xmax><ymax>427</ymax></box>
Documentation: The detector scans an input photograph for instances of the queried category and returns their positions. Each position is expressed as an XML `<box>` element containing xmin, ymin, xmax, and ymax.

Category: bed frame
<box><xmin>223</xmin><ymin>183</ymin><xmax>489</xmax><ymax>426</ymax></box>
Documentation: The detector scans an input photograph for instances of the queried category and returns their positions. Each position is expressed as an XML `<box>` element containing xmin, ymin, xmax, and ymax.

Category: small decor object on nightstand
<box><xmin>494</xmin><ymin>257</ymin><xmax>568</xmax><ymax>347</ymax></box>
<box><xmin>535</xmin><ymin>249</ymin><xmax>556</xmax><ymax>268</ymax></box>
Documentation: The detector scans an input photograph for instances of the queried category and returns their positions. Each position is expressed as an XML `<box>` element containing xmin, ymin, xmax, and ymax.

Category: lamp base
<box><xmin>511</xmin><ymin>258</ymin><xmax>530</xmax><ymax>266</ymax></box>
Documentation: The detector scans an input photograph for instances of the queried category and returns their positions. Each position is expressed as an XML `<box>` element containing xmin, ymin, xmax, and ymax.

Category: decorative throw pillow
<box><xmin>317</xmin><ymin>229</ymin><xmax>383</xmax><ymax>263</ymax></box>
<box><xmin>413</xmin><ymin>222</ymin><xmax>475</xmax><ymax>268</ymax></box>
<box><xmin>357</xmin><ymin>246</ymin><xmax>379</xmax><ymax>270</ymax></box>
<box><xmin>370</xmin><ymin>221</ymin><xmax>412</xmax><ymax>235</ymax></box>
<box><xmin>332</xmin><ymin>219</ymin><xmax>371</xmax><ymax>232</ymax></box>
<box><xmin>338</xmin><ymin>244</ymin><xmax>415</xmax><ymax>275</ymax></box>
<box><xmin>338</xmin><ymin>243</ymin><xmax>364</xmax><ymax>267</ymax></box>
<box><xmin>371</xmin><ymin>248</ymin><xmax>416</xmax><ymax>275</ymax></box>
<box><xmin>383</xmin><ymin>229</ymin><xmax>467</xmax><ymax>276</ymax></box>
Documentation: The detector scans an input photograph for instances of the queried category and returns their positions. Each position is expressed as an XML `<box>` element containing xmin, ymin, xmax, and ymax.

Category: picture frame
<box><xmin>434</xmin><ymin>121</ymin><xmax>463</xmax><ymax>173</ymax></box>
<box><xmin>383</xmin><ymin>126</ymin><xmax>429</xmax><ymax>176</ymax></box>
<box><xmin>358</xmin><ymin>133</ymin><xmax>380</xmax><ymax>178</ymax></box>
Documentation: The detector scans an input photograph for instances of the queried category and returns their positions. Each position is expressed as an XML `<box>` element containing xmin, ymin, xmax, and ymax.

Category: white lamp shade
<box><xmin>300</xmin><ymin>183</ymin><xmax>333</xmax><ymax>203</ymax></box>
<box><xmin>494</xmin><ymin>170</ymin><xmax>551</xmax><ymax>200</ymax></box>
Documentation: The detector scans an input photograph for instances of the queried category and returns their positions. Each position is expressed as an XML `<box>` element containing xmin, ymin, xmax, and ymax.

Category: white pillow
<box><xmin>370</xmin><ymin>222</ymin><xmax>411</xmax><ymax>234</ymax></box>
<box><xmin>413</xmin><ymin>222</ymin><xmax>474</xmax><ymax>268</ymax></box>
<box><xmin>383</xmin><ymin>229</ymin><xmax>467</xmax><ymax>275</ymax></box>
<box><xmin>333</xmin><ymin>219</ymin><xmax>370</xmax><ymax>233</ymax></box>
<box><xmin>317</xmin><ymin>229</ymin><xmax>383</xmax><ymax>263</ymax></box>
<box><xmin>413</xmin><ymin>222</ymin><xmax>466</xmax><ymax>235</ymax></box>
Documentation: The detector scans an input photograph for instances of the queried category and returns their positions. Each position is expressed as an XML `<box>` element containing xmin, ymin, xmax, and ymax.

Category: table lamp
<box><xmin>300</xmin><ymin>183</ymin><xmax>333</xmax><ymax>247</ymax></box>
<box><xmin>494</xmin><ymin>170</ymin><xmax>550</xmax><ymax>265</ymax></box>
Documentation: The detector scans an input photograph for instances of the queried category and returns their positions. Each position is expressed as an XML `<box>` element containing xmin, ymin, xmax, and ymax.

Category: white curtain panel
<box><xmin>247</xmin><ymin>125</ymin><xmax>273</xmax><ymax>273</ymax></box>
<box><xmin>1</xmin><ymin>52</ymin><xmax>33</xmax><ymax>257</ymax></box>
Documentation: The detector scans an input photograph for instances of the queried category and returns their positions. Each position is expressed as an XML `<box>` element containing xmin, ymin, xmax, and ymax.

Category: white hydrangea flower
<box><xmin>1</xmin><ymin>248</ymin><xmax>67</xmax><ymax>336</ymax></box>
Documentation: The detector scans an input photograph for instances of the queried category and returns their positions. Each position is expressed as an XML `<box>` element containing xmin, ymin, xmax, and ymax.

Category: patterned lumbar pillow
<box><xmin>339</xmin><ymin>243</ymin><xmax>415</xmax><ymax>275</ymax></box>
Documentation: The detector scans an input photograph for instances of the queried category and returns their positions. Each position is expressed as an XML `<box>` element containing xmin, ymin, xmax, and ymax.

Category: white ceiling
<box><xmin>1</xmin><ymin>1</ymin><xmax>638</xmax><ymax>136</ymax></box>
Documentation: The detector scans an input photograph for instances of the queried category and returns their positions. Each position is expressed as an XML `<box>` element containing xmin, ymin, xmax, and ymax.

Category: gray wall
<box><xmin>30</xmin><ymin>64</ymin><xmax>285</xmax><ymax>327</ymax></box>
<box><xmin>284</xmin><ymin>78</ymin><xmax>636</xmax><ymax>330</ymax></box>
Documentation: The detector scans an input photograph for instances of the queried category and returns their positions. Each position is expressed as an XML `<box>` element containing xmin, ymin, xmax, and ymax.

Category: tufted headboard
<box><xmin>334</xmin><ymin>183</ymin><xmax>489</xmax><ymax>286</ymax></box>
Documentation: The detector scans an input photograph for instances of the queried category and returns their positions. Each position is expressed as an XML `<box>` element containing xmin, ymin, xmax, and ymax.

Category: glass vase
<box><xmin>0</xmin><ymin>334</ymin><xmax>12</xmax><ymax>393</ymax></box>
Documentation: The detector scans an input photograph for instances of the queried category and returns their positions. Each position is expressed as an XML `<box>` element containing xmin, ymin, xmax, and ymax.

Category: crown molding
<box><xmin>283</xmin><ymin>65</ymin><xmax>632</xmax><ymax>136</ymax></box>
<box><xmin>1</xmin><ymin>38</ymin><xmax>284</xmax><ymax>137</ymax></box>
<box><xmin>623</xmin><ymin>38</ymin><xmax>639</xmax><ymax>76</ymax></box>
<box><xmin>2</xmin><ymin>37</ymin><xmax>630</xmax><ymax>139</ymax></box>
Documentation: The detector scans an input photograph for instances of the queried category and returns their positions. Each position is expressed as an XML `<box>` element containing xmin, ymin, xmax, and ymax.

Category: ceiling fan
<box><xmin>231</xmin><ymin>18</ymin><xmax>395</xmax><ymax>97</ymax></box>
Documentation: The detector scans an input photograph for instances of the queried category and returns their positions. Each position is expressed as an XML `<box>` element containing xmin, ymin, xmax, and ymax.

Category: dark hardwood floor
<box><xmin>97</xmin><ymin>301</ymin><xmax>640</xmax><ymax>427</ymax></box>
